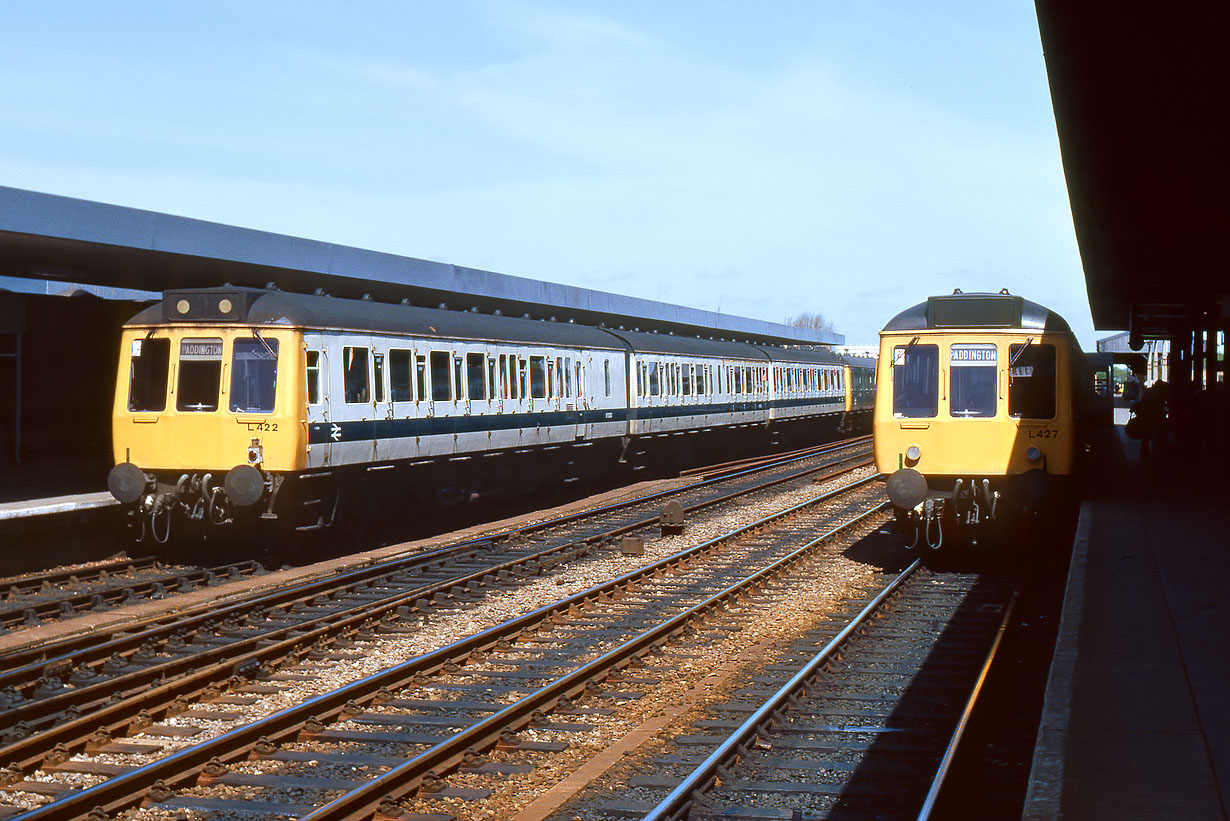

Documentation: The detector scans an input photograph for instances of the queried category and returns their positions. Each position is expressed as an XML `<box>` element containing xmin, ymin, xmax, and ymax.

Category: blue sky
<box><xmin>0</xmin><ymin>2</ymin><xmax>1091</xmax><ymax>347</ymax></box>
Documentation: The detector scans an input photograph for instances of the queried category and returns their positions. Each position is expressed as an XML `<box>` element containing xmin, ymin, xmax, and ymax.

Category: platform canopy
<box><xmin>0</xmin><ymin>185</ymin><xmax>841</xmax><ymax>348</ymax></box>
<box><xmin>1035</xmin><ymin>0</ymin><xmax>1227</xmax><ymax>339</ymax></box>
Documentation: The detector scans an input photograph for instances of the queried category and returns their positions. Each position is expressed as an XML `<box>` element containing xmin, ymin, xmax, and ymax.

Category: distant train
<box><xmin>874</xmin><ymin>290</ymin><xmax>1093</xmax><ymax>549</ymax></box>
<box><xmin>107</xmin><ymin>287</ymin><xmax>875</xmax><ymax>540</ymax></box>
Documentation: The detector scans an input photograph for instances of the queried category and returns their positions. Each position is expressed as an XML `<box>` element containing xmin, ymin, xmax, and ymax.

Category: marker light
<box><xmin>1026</xmin><ymin>446</ymin><xmax>1041</xmax><ymax>461</ymax></box>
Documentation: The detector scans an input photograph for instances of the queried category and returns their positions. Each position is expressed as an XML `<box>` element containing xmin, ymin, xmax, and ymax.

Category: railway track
<box><xmin>0</xmin><ymin>559</ymin><xmax>265</xmax><ymax>632</ymax></box>
<box><xmin>1</xmin><ymin>463</ymin><xmax>888</xmax><ymax>819</ymax></box>
<box><xmin>635</xmin><ymin>564</ymin><xmax>1018</xmax><ymax>821</ymax></box>
<box><xmin>0</xmin><ymin>438</ymin><xmax>875</xmax><ymax>812</ymax></box>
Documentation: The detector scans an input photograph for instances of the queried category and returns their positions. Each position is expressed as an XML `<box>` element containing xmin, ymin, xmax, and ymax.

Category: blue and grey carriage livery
<box><xmin>109</xmin><ymin>287</ymin><xmax>873</xmax><ymax>531</ymax></box>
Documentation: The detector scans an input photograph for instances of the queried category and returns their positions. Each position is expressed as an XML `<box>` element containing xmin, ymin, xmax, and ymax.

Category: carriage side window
<box><xmin>128</xmin><ymin>337</ymin><xmax>171</xmax><ymax>412</ymax></box>
<box><xmin>682</xmin><ymin>363</ymin><xmax>692</xmax><ymax>396</ymax></box>
<box><xmin>430</xmin><ymin>351</ymin><xmax>451</xmax><ymax>401</ymax></box>
<box><xmin>467</xmin><ymin>352</ymin><xmax>486</xmax><ymax>400</ymax></box>
<box><xmin>231</xmin><ymin>337</ymin><xmax>279</xmax><ymax>413</ymax></box>
<box><xmin>649</xmin><ymin>362</ymin><xmax>660</xmax><ymax>396</ymax></box>
<box><xmin>373</xmin><ymin>353</ymin><xmax>385</xmax><ymax>403</ymax></box>
<box><xmin>892</xmin><ymin>343</ymin><xmax>938</xmax><ymax>418</ymax></box>
<box><xmin>604</xmin><ymin>359</ymin><xmax>611</xmax><ymax>397</ymax></box>
<box><xmin>696</xmin><ymin>364</ymin><xmax>705</xmax><ymax>395</ymax></box>
<box><xmin>529</xmin><ymin>356</ymin><xmax>547</xmax><ymax>398</ymax></box>
<box><xmin>1008</xmin><ymin>343</ymin><xmax>1056</xmax><ymax>419</ymax></box>
<box><xmin>416</xmin><ymin>355</ymin><xmax>427</xmax><ymax>401</ymax></box>
<box><xmin>306</xmin><ymin>351</ymin><xmax>321</xmax><ymax>405</ymax></box>
<box><xmin>177</xmin><ymin>337</ymin><xmax>222</xmax><ymax>412</ymax></box>
<box><xmin>498</xmin><ymin>355</ymin><xmax>509</xmax><ymax>399</ymax></box>
<box><xmin>390</xmin><ymin>349</ymin><xmax>412</xmax><ymax>401</ymax></box>
<box><xmin>342</xmin><ymin>346</ymin><xmax>369</xmax><ymax>404</ymax></box>
<box><xmin>949</xmin><ymin>344</ymin><xmax>997</xmax><ymax>418</ymax></box>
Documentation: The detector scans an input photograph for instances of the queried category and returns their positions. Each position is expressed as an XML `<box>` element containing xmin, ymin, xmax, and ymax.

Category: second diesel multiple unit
<box><xmin>874</xmin><ymin>290</ymin><xmax>1088</xmax><ymax>549</ymax></box>
<box><xmin>108</xmin><ymin>287</ymin><xmax>875</xmax><ymax>539</ymax></box>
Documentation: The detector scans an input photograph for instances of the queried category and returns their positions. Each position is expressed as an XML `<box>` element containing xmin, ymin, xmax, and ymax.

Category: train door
<box><xmin>573</xmin><ymin>355</ymin><xmax>587</xmax><ymax>439</ymax></box>
<box><xmin>305</xmin><ymin>341</ymin><xmax>331</xmax><ymax>466</ymax></box>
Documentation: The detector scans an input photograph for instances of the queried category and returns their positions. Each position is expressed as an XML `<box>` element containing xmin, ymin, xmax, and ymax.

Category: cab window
<box><xmin>1009</xmin><ymin>343</ymin><xmax>1056</xmax><ymax>419</ymax></box>
<box><xmin>177</xmin><ymin>338</ymin><xmax>223</xmax><ymax>412</ymax></box>
<box><xmin>949</xmin><ymin>344</ymin><xmax>997</xmax><ymax>418</ymax></box>
<box><xmin>128</xmin><ymin>337</ymin><xmax>170</xmax><ymax>412</ymax></box>
<box><xmin>231</xmin><ymin>337</ymin><xmax>279</xmax><ymax>413</ymax></box>
<box><xmin>892</xmin><ymin>343</ymin><xmax>938</xmax><ymax>418</ymax></box>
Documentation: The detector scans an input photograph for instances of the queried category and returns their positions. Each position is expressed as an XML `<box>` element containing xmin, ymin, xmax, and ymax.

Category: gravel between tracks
<box><xmin>4</xmin><ymin>465</ymin><xmax>888</xmax><ymax>816</ymax></box>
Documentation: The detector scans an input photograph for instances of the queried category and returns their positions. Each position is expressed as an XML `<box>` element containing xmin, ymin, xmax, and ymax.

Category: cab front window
<box><xmin>128</xmin><ymin>337</ymin><xmax>170</xmax><ymax>412</ymax></box>
<box><xmin>177</xmin><ymin>337</ymin><xmax>223</xmax><ymax>412</ymax></box>
<box><xmin>949</xmin><ymin>343</ymin><xmax>997</xmax><ymax>418</ymax></box>
<box><xmin>892</xmin><ymin>343</ymin><xmax>938</xmax><ymax>418</ymax></box>
<box><xmin>1009</xmin><ymin>343</ymin><xmax>1056</xmax><ymax>419</ymax></box>
<box><xmin>230</xmin><ymin>337</ymin><xmax>279</xmax><ymax>413</ymax></box>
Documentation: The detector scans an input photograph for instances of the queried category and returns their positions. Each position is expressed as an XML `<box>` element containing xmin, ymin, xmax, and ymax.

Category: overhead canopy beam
<box><xmin>0</xmin><ymin>186</ymin><xmax>841</xmax><ymax>347</ymax></box>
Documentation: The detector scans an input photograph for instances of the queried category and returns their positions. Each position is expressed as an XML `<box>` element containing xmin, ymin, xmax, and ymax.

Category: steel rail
<box><xmin>11</xmin><ymin>476</ymin><xmax>886</xmax><ymax>820</ymax></box>
<box><xmin>0</xmin><ymin>453</ymin><xmax>871</xmax><ymax>770</ymax></box>
<box><xmin>642</xmin><ymin>557</ymin><xmax>922</xmax><ymax>821</ymax></box>
<box><xmin>677</xmin><ymin>435</ymin><xmax>871</xmax><ymax>479</ymax></box>
<box><xmin>302</xmin><ymin>500</ymin><xmax>894</xmax><ymax>821</ymax></box>
<box><xmin>916</xmin><ymin>585</ymin><xmax>1021</xmax><ymax>820</ymax></box>
<box><xmin>0</xmin><ymin>560</ymin><xmax>264</xmax><ymax>629</ymax></box>
<box><xmin>2</xmin><ymin>435</ymin><xmax>868</xmax><ymax>672</ymax></box>
<box><xmin>0</xmin><ymin>557</ymin><xmax>159</xmax><ymax>596</ymax></box>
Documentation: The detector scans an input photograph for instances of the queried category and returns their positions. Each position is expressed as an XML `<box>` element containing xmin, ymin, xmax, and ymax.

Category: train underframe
<box><xmin>885</xmin><ymin>469</ymin><xmax>1067</xmax><ymax>550</ymax></box>
<box><xmin>110</xmin><ymin>412</ymin><xmax>865</xmax><ymax>545</ymax></box>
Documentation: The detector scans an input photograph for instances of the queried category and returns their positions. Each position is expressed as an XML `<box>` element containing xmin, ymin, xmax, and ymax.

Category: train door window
<box><xmin>430</xmin><ymin>351</ymin><xmax>451</xmax><ymax>401</ymax></box>
<box><xmin>373</xmin><ymin>353</ymin><xmax>385</xmax><ymax>402</ymax></box>
<box><xmin>231</xmin><ymin>337</ymin><xmax>279</xmax><ymax>413</ymax></box>
<box><xmin>1008</xmin><ymin>343</ymin><xmax>1056</xmax><ymax>419</ymax></box>
<box><xmin>128</xmin><ymin>337</ymin><xmax>171</xmax><ymax>412</ymax></box>
<box><xmin>529</xmin><ymin>356</ymin><xmax>547</xmax><ymax>398</ymax></box>
<box><xmin>575</xmin><ymin>361</ymin><xmax>583</xmax><ymax>399</ymax></box>
<box><xmin>949</xmin><ymin>344</ymin><xmax>997</xmax><ymax>418</ymax></box>
<box><xmin>467</xmin><ymin>352</ymin><xmax>486</xmax><ymax>400</ymax></box>
<box><xmin>390</xmin><ymin>349</ymin><xmax>412</xmax><ymax>401</ymax></box>
<box><xmin>519</xmin><ymin>357</ymin><xmax>530</xmax><ymax>398</ymax></box>
<box><xmin>682</xmin><ymin>364</ymin><xmax>692</xmax><ymax>396</ymax></box>
<box><xmin>306</xmin><ymin>351</ymin><xmax>321</xmax><ymax>405</ymax></box>
<box><xmin>604</xmin><ymin>359</ymin><xmax>611</xmax><ymax>397</ymax></box>
<box><xmin>416</xmin><ymin>355</ymin><xmax>427</xmax><ymax>401</ymax></box>
<box><xmin>546</xmin><ymin>359</ymin><xmax>556</xmax><ymax>398</ymax></box>
<box><xmin>452</xmin><ymin>356</ymin><xmax>464</xmax><ymax>400</ymax></box>
<box><xmin>176</xmin><ymin>338</ymin><xmax>223</xmax><ymax>412</ymax></box>
<box><xmin>488</xmin><ymin>357</ymin><xmax>497</xmax><ymax>399</ymax></box>
<box><xmin>648</xmin><ymin>362</ymin><xmax>660</xmax><ymax>396</ymax></box>
<box><xmin>695</xmin><ymin>364</ymin><xmax>704</xmax><ymax>395</ymax></box>
<box><xmin>564</xmin><ymin>357</ymin><xmax>573</xmax><ymax>397</ymax></box>
<box><xmin>343</xmin><ymin>346</ymin><xmax>370</xmax><ymax>404</ymax></box>
<box><xmin>892</xmin><ymin>343</ymin><xmax>938</xmax><ymax>418</ymax></box>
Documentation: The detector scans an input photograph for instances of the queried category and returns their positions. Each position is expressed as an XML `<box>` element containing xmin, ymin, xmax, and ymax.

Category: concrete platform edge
<box><xmin>1021</xmin><ymin>498</ymin><xmax>1091</xmax><ymax>819</ymax></box>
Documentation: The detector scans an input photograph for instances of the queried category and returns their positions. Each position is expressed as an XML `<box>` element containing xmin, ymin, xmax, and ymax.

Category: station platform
<box><xmin>0</xmin><ymin>491</ymin><xmax>116</xmax><ymax>522</ymax></box>
<box><xmin>1024</xmin><ymin>411</ymin><xmax>1230</xmax><ymax>819</ymax></box>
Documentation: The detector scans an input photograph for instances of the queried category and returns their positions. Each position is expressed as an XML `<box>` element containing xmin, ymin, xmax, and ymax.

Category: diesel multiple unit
<box><xmin>874</xmin><ymin>290</ymin><xmax>1090</xmax><ymax>549</ymax></box>
<box><xmin>108</xmin><ymin>287</ymin><xmax>874</xmax><ymax>539</ymax></box>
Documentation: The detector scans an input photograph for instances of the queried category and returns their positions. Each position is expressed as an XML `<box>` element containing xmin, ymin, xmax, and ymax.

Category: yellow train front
<box><xmin>873</xmin><ymin>291</ymin><xmax>1083</xmax><ymax>549</ymax></box>
<box><xmin>107</xmin><ymin>290</ymin><xmax>307</xmax><ymax>541</ymax></box>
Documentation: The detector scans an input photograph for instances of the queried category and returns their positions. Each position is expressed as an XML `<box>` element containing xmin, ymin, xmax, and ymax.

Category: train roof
<box><xmin>880</xmin><ymin>291</ymin><xmax>1073</xmax><ymax>335</ymax></box>
<box><xmin>126</xmin><ymin>287</ymin><xmax>627</xmax><ymax>350</ymax></box>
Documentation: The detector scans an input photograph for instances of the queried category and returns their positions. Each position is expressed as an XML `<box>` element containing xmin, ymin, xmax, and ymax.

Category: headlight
<box><xmin>906</xmin><ymin>445</ymin><xmax>921</xmax><ymax>461</ymax></box>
